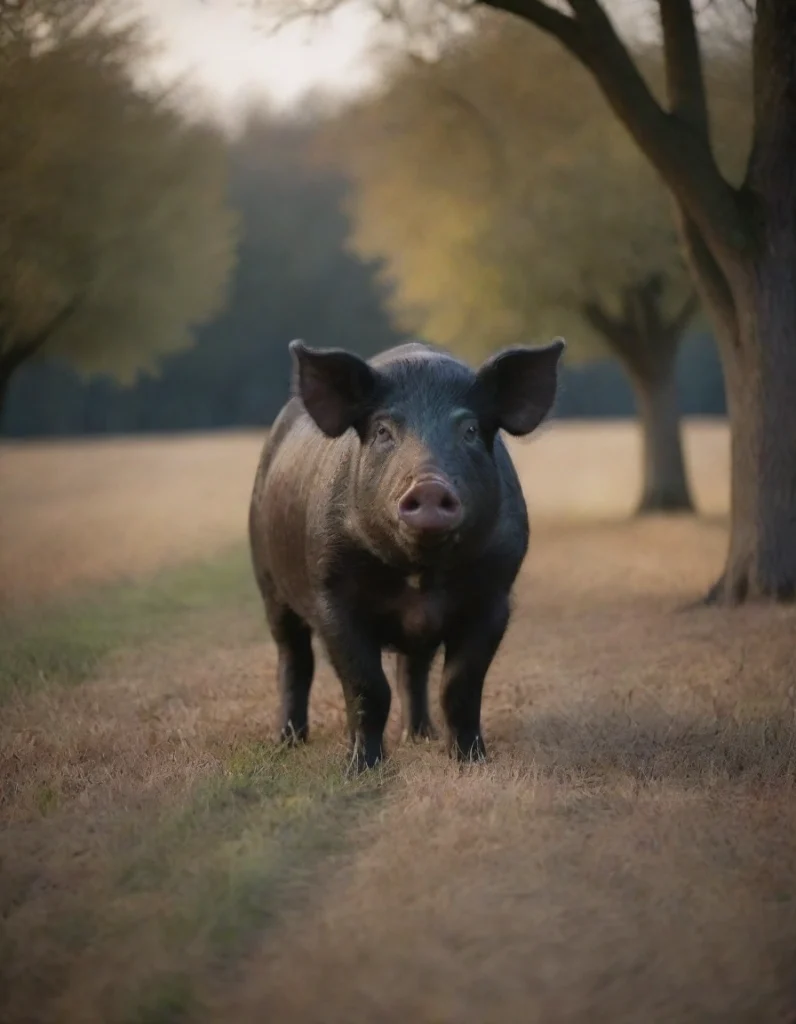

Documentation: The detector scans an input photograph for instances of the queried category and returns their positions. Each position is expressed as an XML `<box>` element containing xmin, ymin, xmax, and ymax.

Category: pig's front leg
<box><xmin>441</xmin><ymin>595</ymin><xmax>510</xmax><ymax>762</ymax></box>
<box><xmin>318</xmin><ymin>607</ymin><xmax>392</xmax><ymax>772</ymax></box>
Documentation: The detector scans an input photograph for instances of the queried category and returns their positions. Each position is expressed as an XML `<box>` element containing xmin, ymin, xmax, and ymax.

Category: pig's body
<box><xmin>250</xmin><ymin>383</ymin><xmax>528</xmax><ymax>652</ymax></box>
<box><xmin>249</xmin><ymin>339</ymin><xmax>564</xmax><ymax>770</ymax></box>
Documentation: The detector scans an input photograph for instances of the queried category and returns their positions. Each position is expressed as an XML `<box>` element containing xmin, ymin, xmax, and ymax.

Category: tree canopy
<box><xmin>0</xmin><ymin>6</ymin><xmax>237</xmax><ymax>405</ymax></box>
<box><xmin>324</xmin><ymin>20</ymin><xmax>751</xmax><ymax>366</ymax></box>
<box><xmin>1</xmin><ymin>105</ymin><xmax>725</xmax><ymax>440</ymax></box>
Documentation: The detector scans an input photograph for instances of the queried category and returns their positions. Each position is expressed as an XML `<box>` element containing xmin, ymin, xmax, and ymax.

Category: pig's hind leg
<box><xmin>267</xmin><ymin>601</ymin><xmax>315</xmax><ymax>746</ymax></box>
<box><xmin>396</xmin><ymin>651</ymin><xmax>438</xmax><ymax>742</ymax></box>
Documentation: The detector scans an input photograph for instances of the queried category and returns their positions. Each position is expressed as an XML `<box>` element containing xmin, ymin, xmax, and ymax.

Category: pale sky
<box><xmin>136</xmin><ymin>0</ymin><xmax>382</xmax><ymax>121</ymax></box>
<box><xmin>132</xmin><ymin>1</ymin><xmax>674</xmax><ymax>125</ymax></box>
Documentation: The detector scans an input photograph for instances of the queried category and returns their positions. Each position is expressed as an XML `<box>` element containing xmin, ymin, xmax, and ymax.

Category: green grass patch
<box><xmin>0</xmin><ymin>544</ymin><xmax>259</xmax><ymax>702</ymax></box>
<box><xmin>33</xmin><ymin>783</ymin><xmax>60</xmax><ymax>816</ymax></box>
<box><xmin>115</xmin><ymin>740</ymin><xmax>388</xmax><ymax>941</ymax></box>
<box><xmin>124</xmin><ymin>973</ymin><xmax>197</xmax><ymax>1024</ymax></box>
<box><xmin>8</xmin><ymin>740</ymin><xmax>392</xmax><ymax>1024</ymax></box>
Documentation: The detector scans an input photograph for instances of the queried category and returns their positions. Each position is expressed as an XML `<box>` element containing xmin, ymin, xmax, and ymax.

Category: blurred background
<box><xmin>0</xmin><ymin>0</ymin><xmax>730</xmax><ymax>452</ymax></box>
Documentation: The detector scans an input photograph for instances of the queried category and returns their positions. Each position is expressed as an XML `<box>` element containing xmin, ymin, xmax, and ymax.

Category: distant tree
<box><xmin>0</xmin><ymin>7</ymin><xmax>237</xmax><ymax>418</ymax></box>
<box><xmin>0</xmin><ymin>92</ymin><xmax>727</xmax><ymax>439</ymax></box>
<box><xmin>323</xmin><ymin>26</ymin><xmax>750</xmax><ymax>514</ymax></box>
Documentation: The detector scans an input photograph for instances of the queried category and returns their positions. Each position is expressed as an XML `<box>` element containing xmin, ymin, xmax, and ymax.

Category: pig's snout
<box><xmin>397</xmin><ymin>475</ymin><xmax>463</xmax><ymax>535</ymax></box>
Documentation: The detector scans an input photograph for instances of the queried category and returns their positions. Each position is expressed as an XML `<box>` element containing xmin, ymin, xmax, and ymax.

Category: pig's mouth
<box><xmin>398</xmin><ymin>521</ymin><xmax>464</xmax><ymax>563</ymax></box>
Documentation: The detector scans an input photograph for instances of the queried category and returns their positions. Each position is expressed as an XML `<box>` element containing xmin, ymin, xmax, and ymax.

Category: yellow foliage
<box><xmin>327</xmin><ymin>21</ymin><xmax>751</xmax><ymax>363</ymax></box>
<box><xmin>0</xmin><ymin>16</ymin><xmax>237</xmax><ymax>382</ymax></box>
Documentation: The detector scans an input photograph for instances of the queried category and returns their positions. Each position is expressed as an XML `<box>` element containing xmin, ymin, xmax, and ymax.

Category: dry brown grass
<box><xmin>0</xmin><ymin>431</ymin><xmax>265</xmax><ymax>611</ymax></box>
<box><xmin>3</xmin><ymin>420</ymin><xmax>796</xmax><ymax>1024</ymax></box>
<box><xmin>0</xmin><ymin>419</ymin><xmax>729</xmax><ymax>608</ymax></box>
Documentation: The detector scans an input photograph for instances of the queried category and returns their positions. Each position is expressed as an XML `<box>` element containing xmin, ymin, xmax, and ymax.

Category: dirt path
<box><xmin>4</xmin><ymin>426</ymin><xmax>796</xmax><ymax>1023</ymax></box>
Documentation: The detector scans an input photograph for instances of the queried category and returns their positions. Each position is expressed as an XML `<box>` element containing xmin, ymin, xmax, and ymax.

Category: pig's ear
<box><xmin>289</xmin><ymin>339</ymin><xmax>379</xmax><ymax>437</ymax></box>
<box><xmin>475</xmin><ymin>339</ymin><xmax>565</xmax><ymax>436</ymax></box>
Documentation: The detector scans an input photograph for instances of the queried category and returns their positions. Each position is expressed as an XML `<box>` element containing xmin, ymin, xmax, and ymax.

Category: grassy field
<box><xmin>3</xmin><ymin>420</ymin><xmax>796</xmax><ymax>1024</ymax></box>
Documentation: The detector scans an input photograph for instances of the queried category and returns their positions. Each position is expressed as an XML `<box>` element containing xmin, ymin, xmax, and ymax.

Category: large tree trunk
<box><xmin>700</xmin><ymin>0</ymin><xmax>796</xmax><ymax>604</ymax></box>
<box><xmin>706</xmin><ymin>261</ymin><xmax>796</xmax><ymax>604</ymax></box>
<box><xmin>631</xmin><ymin>364</ymin><xmax>693</xmax><ymax>515</ymax></box>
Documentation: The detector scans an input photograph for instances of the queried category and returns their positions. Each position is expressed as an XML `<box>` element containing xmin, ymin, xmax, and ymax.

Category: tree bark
<box><xmin>703</xmin><ymin>258</ymin><xmax>796</xmax><ymax>604</ymax></box>
<box><xmin>696</xmin><ymin>0</ymin><xmax>796</xmax><ymax>604</ymax></box>
<box><xmin>631</xmin><ymin>364</ymin><xmax>693</xmax><ymax>515</ymax></box>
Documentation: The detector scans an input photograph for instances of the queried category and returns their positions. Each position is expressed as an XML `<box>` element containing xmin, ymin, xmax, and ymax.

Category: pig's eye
<box><xmin>374</xmin><ymin>422</ymin><xmax>394</xmax><ymax>445</ymax></box>
<box><xmin>462</xmin><ymin>421</ymin><xmax>479</xmax><ymax>444</ymax></box>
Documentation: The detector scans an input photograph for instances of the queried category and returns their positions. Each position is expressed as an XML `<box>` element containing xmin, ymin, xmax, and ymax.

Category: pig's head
<box><xmin>290</xmin><ymin>338</ymin><xmax>565</xmax><ymax>567</ymax></box>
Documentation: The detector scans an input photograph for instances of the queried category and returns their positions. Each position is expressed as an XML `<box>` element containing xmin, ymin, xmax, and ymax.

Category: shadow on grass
<box><xmin>0</xmin><ymin>543</ymin><xmax>259</xmax><ymax>703</ymax></box>
<box><xmin>504</xmin><ymin>706</ymin><xmax>796</xmax><ymax>788</ymax></box>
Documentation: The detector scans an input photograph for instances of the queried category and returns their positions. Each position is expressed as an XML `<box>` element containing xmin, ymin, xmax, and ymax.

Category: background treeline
<box><xmin>2</xmin><ymin>110</ymin><xmax>725</xmax><ymax>439</ymax></box>
<box><xmin>0</xmin><ymin>2</ymin><xmax>730</xmax><ymax>443</ymax></box>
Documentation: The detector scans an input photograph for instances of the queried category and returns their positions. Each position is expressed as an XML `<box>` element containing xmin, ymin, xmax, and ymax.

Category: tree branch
<box><xmin>405</xmin><ymin>52</ymin><xmax>509</xmax><ymax>187</ymax></box>
<box><xmin>581</xmin><ymin>298</ymin><xmax>623</xmax><ymax>341</ymax></box>
<box><xmin>659</xmin><ymin>0</ymin><xmax>709</xmax><ymax>133</ymax></box>
<box><xmin>472</xmin><ymin>0</ymin><xmax>582</xmax><ymax>48</ymax></box>
<box><xmin>630</xmin><ymin>273</ymin><xmax>666</xmax><ymax>352</ymax></box>
<box><xmin>0</xmin><ymin>296</ymin><xmax>81</xmax><ymax>378</ymax></box>
<box><xmin>677</xmin><ymin>210</ymin><xmax>738</xmax><ymax>345</ymax></box>
<box><xmin>581</xmin><ymin>298</ymin><xmax>641</xmax><ymax>370</ymax></box>
<box><xmin>584</xmin><ymin>274</ymin><xmax>685</xmax><ymax>382</ymax></box>
<box><xmin>665</xmin><ymin>288</ymin><xmax>700</xmax><ymax>340</ymax></box>
<box><xmin>478</xmin><ymin>0</ymin><xmax>748</xmax><ymax>264</ymax></box>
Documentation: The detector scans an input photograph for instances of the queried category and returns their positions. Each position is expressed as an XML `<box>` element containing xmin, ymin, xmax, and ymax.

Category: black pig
<box><xmin>248</xmin><ymin>338</ymin><xmax>565</xmax><ymax>771</ymax></box>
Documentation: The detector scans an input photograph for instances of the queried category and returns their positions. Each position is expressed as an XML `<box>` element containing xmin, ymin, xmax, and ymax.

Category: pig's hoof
<box><xmin>450</xmin><ymin>733</ymin><xmax>488</xmax><ymax>764</ymax></box>
<box><xmin>346</xmin><ymin>738</ymin><xmax>385</xmax><ymax>775</ymax></box>
<box><xmin>401</xmin><ymin>720</ymin><xmax>439</xmax><ymax>744</ymax></box>
<box><xmin>278</xmin><ymin>722</ymin><xmax>308</xmax><ymax>747</ymax></box>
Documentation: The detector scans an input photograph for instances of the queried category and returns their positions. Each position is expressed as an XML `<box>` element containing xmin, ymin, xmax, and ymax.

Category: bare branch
<box><xmin>665</xmin><ymin>288</ymin><xmax>700</xmax><ymax>339</ymax></box>
<box><xmin>478</xmin><ymin>0</ymin><xmax>748</xmax><ymax>280</ymax></box>
<box><xmin>404</xmin><ymin>51</ymin><xmax>509</xmax><ymax>186</ymax></box>
<box><xmin>659</xmin><ymin>0</ymin><xmax>709</xmax><ymax>133</ymax></box>
<box><xmin>581</xmin><ymin>299</ymin><xmax>624</xmax><ymax>340</ymax></box>
<box><xmin>474</xmin><ymin>0</ymin><xmax>582</xmax><ymax>48</ymax></box>
<box><xmin>583</xmin><ymin>272</ymin><xmax>688</xmax><ymax>380</ymax></box>
<box><xmin>678</xmin><ymin>211</ymin><xmax>738</xmax><ymax>343</ymax></box>
<box><xmin>581</xmin><ymin>298</ymin><xmax>638</xmax><ymax>364</ymax></box>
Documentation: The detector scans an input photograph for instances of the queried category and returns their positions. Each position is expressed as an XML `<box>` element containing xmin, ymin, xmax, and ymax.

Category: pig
<box><xmin>248</xmin><ymin>337</ymin><xmax>565</xmax><ymax>772</ymax></box>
